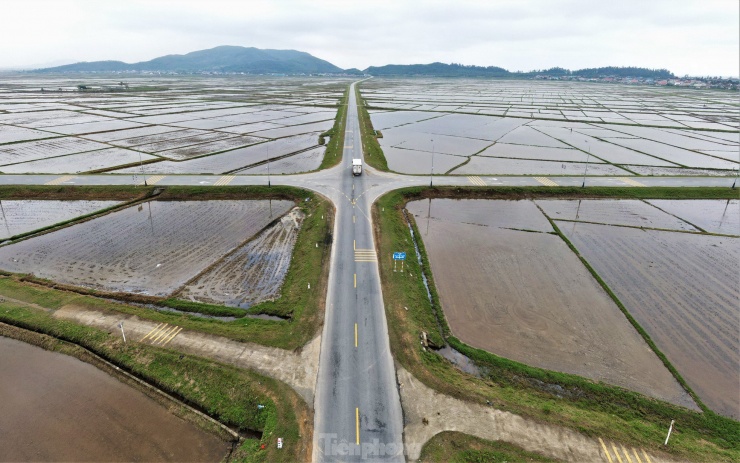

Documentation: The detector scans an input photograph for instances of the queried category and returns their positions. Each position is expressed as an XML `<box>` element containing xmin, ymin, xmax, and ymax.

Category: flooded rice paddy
<box><xmin>180</xmin><ymin>208</ymin><xmax>305</xmax><ymax>307</ymax></box>
<box><xmin>363</xmin><ymin>78</ymin><xmax>739</xmax><ymax>176</ymax></box>
<box><xmin>0</xmin><ymin>75</ymin><xmax>346</xmax><ymax>174</ymax></box>
<box><xmin>560</xmin><ymin>221</ymin><xmax>739</xmax><ymax>418</ymax></box>
<box><xmin>0</xmin><ymin>199</ymin><xmax>121</xmax><ymax>239</ymax></box>
<box><xmin>407</xmin><ymin>199</ymin><xmax>697</xmax><ymax>409</ymax></box>
<box><xmin>647</xmin><ymin>199</ymin><xmax>739</xmax><ymax>235</ymax></box>
<box><xmin>410</xmin><ymin>197</ymin><xmax>738</xmax><ymax>417</ymax></box>
<box><xmin>0</xmin><ymin>336</ymin><xmax>229</xmax><ymax>461</ymax></box>
<box><xmin>0</xmin><ymin>200</ymin><xmax>292</xmax><ymax>297</ymax></box>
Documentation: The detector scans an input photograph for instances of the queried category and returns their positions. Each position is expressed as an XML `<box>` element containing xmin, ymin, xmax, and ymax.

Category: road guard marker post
<box><xmin>118</xmin><ymin>322</ymin><xmax>126</xmax><ymax>343</ymax></box>
<box><xmin>664</xmin><ymin>420</ymin><xmax>675</xmax><ymax>446</ymax></box>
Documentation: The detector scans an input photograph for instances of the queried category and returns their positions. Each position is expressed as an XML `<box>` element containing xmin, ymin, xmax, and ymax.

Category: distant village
<box><xmin>533</xmin><ymin>74</ymin><xmax>739</xmax><ymax>90</ymax></box>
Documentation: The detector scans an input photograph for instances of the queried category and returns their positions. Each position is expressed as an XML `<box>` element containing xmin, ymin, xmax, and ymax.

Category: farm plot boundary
<box><xmin>0</xmin><ymin>185</ymin><xmax>334</xmax><ymax>350</ymax></box>
<box><xmin>373</xmin><ymin>185</ymin><xmax>739</xmax><ymax>463</ymax></box>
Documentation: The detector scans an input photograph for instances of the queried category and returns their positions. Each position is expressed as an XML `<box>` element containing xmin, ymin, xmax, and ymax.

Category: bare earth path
<box><xmin>52</xmin><ymin>305</ymin><xmax>321</xmax><ymax>405</ymax></box>
<box><xmin>397</xmin><ymin>367</ymin><xmax>688</xmax><ymax>463</ymax></box>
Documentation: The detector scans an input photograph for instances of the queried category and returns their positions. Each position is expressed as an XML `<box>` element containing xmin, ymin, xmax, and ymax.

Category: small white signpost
<box><xmin>118</xmin><ymin>322</ymin><xmax>126</xmax><ymax>343</ymax></box>
<box><xmin>393</xmin><ymin>252</ymin><xmax>406</xmax><ymax>272</ymax></box>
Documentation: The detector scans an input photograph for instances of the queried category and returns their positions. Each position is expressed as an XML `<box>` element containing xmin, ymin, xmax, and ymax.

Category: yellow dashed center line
<box><xmin>44</xmin><ymin>175</ymin><xmax>76</xmax><ymax>186</ymax></box>
<box><xmin>534</xmin><ymin>176</ymin><xmax>558</xmax><ymax>187</ymax></box>
<box><xmin>353</xmin><ymin>273</ymin><xmax>357</xmax><ymax>288</ymax></box>
<box><xmin>213</xmin><ymin>175</ymin><xmax>235</xmax><ymax>186</ymax></box>
<box><xmin>618</xmin><ymin>177</ymin><xmax>646</xmax><ymax>187</ymax></box>
<box><xmin>355</xmin><ymin>323</ymin><xmax>358</xmax><ymax>348</ymax></box>
<box><xmin>355</xmin><ymin>408</ymin><xmax>360</xmax><ymax>445</ymax></box>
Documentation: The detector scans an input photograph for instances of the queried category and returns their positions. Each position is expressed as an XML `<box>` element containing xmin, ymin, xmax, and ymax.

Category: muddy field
<box><xmin>0</xmin><ymin>200</ymin><xmax>292</xmax><ymax>296</ymax></box>
<box><xmin>0</xmin><ymin>199</ymin><xmax>121</xmax><ymax>239</ymax></box>
<box><xmin>0</xmin><ymin>336</ymin><xmax>229</xmax><ymax>461</ymax></box>
<box><xmin>180</xmin><ymin>208</ymin><xmax>305</xmax><ymax>307</ymax></box>
<box><xmin>560</xmin><ymin>221</ymin><xmax>739</xmax><ymax>418</ymax></box>
<box><xmin>0</xmin><ymin>75</ymin><xmax>346</xmax><ymax>174</ymax></box>
<box><xmin>363</xmin><ymin>79</ymin><xmax>739</xmax><ymax>175</ymax></box>
<box><xmin>407</xmin><ymin>199</ymin><xmax>696</xmax><ymax>408</ymax></box>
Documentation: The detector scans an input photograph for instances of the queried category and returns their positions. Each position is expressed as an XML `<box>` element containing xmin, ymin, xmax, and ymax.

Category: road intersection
<box><xmin>1</xmin><ymin>82</ymin><xmax>736</xmax><ymax>462</ymax></box>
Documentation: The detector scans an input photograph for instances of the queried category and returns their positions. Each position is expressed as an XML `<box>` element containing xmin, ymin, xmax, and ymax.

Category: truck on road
<box><xmin>352</xmin><ymin>158</ymin><xmax>362</xmax><ymax>176</ymax></box>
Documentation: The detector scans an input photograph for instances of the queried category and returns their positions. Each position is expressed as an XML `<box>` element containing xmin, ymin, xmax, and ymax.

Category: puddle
<box><xmin>435</xmin><ymin>345</ymin><xmax>485</xmax><ymax>378</ymax></box>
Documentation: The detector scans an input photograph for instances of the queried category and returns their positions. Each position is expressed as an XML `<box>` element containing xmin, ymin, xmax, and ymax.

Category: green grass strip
<box><xmin>356</xmin><ymin>83</ymin><xmax>389</xmax><ymax>171</ymax></box>
<box><xmin>318</xmin><ymin>85</ymin><xmax>349</xmax><ymax>170</ymax></box>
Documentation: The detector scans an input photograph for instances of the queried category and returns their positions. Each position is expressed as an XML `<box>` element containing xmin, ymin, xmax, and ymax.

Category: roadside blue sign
<box><xmin>393</xmin><ymin>252</ymin><xmax>406</xmax><ymax>261</ymax></box>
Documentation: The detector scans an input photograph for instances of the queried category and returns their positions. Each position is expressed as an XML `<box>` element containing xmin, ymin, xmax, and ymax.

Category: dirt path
<box><xmin>397</xmin><ymin>367</ymin><xmax>687</xmax><ymax>463</ymax></box>
<box><xmin>53</xmin><ymin>305</ymin><xmax>320</xmax><ymax>405</ymax></box>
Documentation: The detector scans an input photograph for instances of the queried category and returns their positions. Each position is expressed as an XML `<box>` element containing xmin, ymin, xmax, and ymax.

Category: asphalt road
<box><xmin>1</xmin><ymin>82</ymin><xmax>738</xmax><ymax>462</ymax></box>
<box><xmin>311</xmin><ymin>83</ymin><xmax>404</xmax><ymax>462</ymax></box>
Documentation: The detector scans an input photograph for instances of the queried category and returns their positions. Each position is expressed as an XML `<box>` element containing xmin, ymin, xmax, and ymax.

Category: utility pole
<box><xmin>429</xmin><ymin>139</ymin><xmax>435</xmax><ymax>187</ymax></box>
<box><xmin>581</xmin><ymin>142</ymin><xmax>591</xmax><ymax>188</ymax></box>
<box><xmin>137</xmin><ymin>150</ymin><xmax>147</xmax><ymax>186</ymax></box>
<box><xmin>267</xmin><ymin>143</ymin><xmax>271</xmax><ymax>188</ymax></box>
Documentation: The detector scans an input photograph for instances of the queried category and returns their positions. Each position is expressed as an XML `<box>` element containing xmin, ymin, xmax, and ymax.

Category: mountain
<box><xmin>37</xmin><ymin>46</ymin><xmax>343</xmax><ymax>74</ymax></box>
<box><xmin>34</xmin><ymin>46</ymin><xmax>675</xmax><ymax>79</ymax></box>
<box><xmin>365</xmin><ymin>62</ymin><xmax>511</xmax><ymax>77</ymax></box>
<box><xmin>363</xmin><ymin>62</ymin><xmax>675</xmax><ymax>79</ymax></box>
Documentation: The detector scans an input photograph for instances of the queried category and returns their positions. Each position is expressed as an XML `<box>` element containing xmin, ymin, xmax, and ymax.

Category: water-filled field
<box><xmin>407</xmin><ymin>198</ymin><xmax>696</xmax><ymax>409</ymax></box>
<box><xmin>362</xmin><ymin>79</ymin><xmax>739</xmax><ymax>176</ymax></box>
<box><xmin>0</xmin><ymin>75</ymin><xmax>347</xmax><ymax>174</ymax></box>
<box><xmin>0</xmin><ymin>200</ymin><xmax>292</xmax><ymax>297</ymax></box>
<box><xmin>180</xmin><ymin>208</ymin><xmax>304</xmax><ymax>307</ymax></box>
<box><xmin>0</xmin><ymin>200</ymin><xmax>121</xmax><ymax>239</ymax></box>
<box><xmin>560</xmin><ymin>221</ymin><xmax>739</xmax><ymax>418</ymax></box>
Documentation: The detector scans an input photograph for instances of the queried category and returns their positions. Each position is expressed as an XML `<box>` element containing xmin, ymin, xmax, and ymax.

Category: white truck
<box><xmin>352</xmin><ymin>158</ymin><xmax>362</xmax><ymax>176</ymax></box>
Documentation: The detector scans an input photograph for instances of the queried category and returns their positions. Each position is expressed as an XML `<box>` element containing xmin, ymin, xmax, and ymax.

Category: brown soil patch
<box><xmin>0</xmin><ymin>334</ymin><xmax>230</xmax><ymax>462</ymax></box>
<box><xmin>407</xmin><ymin>199</ymin><xmax>696</xmax><ymax>409</ymax></box>
<box><xmin>561</xmin><ymin>222</ymin><xmax>740</xmax><ymax>418</ymax></box>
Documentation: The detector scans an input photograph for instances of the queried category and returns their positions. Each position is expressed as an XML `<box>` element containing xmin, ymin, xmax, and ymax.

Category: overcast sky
<box><xmin>1</xmin><ymin>0</ymin><xmax>738</xmax><ymax>76</ymax></box>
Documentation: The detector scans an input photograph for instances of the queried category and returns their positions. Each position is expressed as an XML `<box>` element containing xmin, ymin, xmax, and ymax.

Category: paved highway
<box><xmin>311</xmin><ymin>83</ymin><xmax>404</xmax><ymax>462</ymax></box>
<box><xmin>1</xmin><ymin>82</ymin><xmax>738</xmax><ymax>462</ymax></box>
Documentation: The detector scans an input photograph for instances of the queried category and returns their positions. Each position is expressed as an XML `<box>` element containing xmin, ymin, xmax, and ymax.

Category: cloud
<box><xmin>0</xmin><ymin>0</ymin><xmax>737</xmax><ymax>76</ymax></box>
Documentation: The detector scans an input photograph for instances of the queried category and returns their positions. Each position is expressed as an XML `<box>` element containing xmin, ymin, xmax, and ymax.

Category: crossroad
<box><xmin>0</xmin><ymin>80</ymin><xmax>736</xmax><ymax>463</ymax></box>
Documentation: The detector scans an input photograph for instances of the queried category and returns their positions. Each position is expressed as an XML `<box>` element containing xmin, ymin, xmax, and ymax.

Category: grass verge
<box><xmin>318</xmin><ymin>85</ymin><xmax>349</xmax><ymax>170</ymax></box>
<box><xmin>419</xmin><ymin>431</ymin><xmax>558</xmax><ymax>463</ymax></box>
<box><xmin>373</xmin><ymin>186</ymin><xmax>739</xmax><ymax>463</ymax></box>
<box><xmin>0</xmin><ymin>304</ymin><xmax>311</xmax><ymax>463</ymax></box>
<box><xmin>356</xmin><ymin>82</ymin><xmax>389</xmax><ymax>171</ymax></box>
<box><xmin>0</xmin><ymin>185</ymin><xmax>334</xmax><ymax>350</ymax></box>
